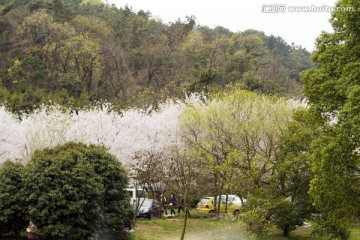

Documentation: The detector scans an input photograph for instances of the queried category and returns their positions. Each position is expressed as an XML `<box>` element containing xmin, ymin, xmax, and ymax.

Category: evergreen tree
<box><xmin>301</xmin><ymin>0</ymin><xmax>360</xmax><ymax>238</ymax></box>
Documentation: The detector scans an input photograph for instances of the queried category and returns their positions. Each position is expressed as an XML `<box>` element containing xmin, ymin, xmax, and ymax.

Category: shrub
<box><xmin>268</xmin><ymin>198</ymin><xmax>304</xmax><ymax>237</ymax></box>
<box><xmin>22</xmin><ymin>142</ymin><xmax>132</xmax><ymax>240</ymax></box>
<box><xmin>0</xmin><ymin>160</ymin><xmax>26</xmax><ymax>237</ymax></box>
<box><xmin>240</xmin><ymin>198</ymin><xmax>272</xmax><ymax>237</ymax></box>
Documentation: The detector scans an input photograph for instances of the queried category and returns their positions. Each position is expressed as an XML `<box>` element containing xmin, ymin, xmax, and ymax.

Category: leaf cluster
<box><xmin>0</xmin><ymin>142</ymin><xmax>132</xmax><ymax>239</ymax></box>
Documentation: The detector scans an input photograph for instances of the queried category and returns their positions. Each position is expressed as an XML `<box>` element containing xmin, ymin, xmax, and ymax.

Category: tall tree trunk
<box><xmin>217</xmin><ymin>196</ymin><xmax>221</xmax><ymax>215</ymax></box>
<box><xmin>213</xmin><ymin>173</ymin><xmax>218</xmax><ymax>213</ymax></box>
<box><xmin>180</xmin><ymin>192</ymin><xmax>188</xmax><ymax>240</ymax></box>
<box><xmin>283</xmin><ymin>225</ymin><xmax>290</xmax><ymax>237</ymax></box>
<box><xmin>224</xmin><ymin>194</ymin><xmax>228</xmax><ymax>214</ymax></box>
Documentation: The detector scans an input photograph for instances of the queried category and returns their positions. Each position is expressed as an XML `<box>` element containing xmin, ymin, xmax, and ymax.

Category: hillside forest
<box><xmin>0</xmin><ymin>0</ymin><xmax>314</xmax><ymax>113</ymax></box>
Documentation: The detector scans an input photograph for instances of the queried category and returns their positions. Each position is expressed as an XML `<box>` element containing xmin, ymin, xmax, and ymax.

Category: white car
<box><xmin>229</xmin><ymin>196</ymin><xmax>247</xmax><ymax>206</ymax></box>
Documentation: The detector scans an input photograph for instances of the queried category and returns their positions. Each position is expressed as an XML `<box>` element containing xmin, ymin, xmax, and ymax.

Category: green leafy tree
<box><xmin>268</xmin><ymin>199</ymin><xmax>304</xmax><ymax>237</ymax></box>
<box><xmin>301</xmin><ymin>0</ymin><xmax>360</xmax><ymax>238</ymax></box>
<box><xmin>5</xmin><ymin>87</ymin><xmax>48</xmax><ymax>114</ymax></box>
<box><xmin>56</xmin><ymin>74</ymin><xmax>84</xmax><ymax>98</ymax></box>
<box><xmin>262</xmin><ymin>109</ymin><xmax>321</xmax><ymax>236</ymax></box>
<box><xmin>2</xmin><ymin>87</ymin><xmax>90</xmax><ymax>115</ymax></box>
<box><xmin>0</xmin><ymin>85</ymin><xmax>10</xmax><ymax>104</ymax></box>
<box><xmin>0</xmin><ymin>0</ymin><xmax>313</xmax><ymax>111</ymax></box>
<box><xmin>47</xmin><ymin>0</ymin><xmax>80</xmax><ymax>22</ymax></box>
<box><xmin>0</xmin><ymin>160</ymin><xmax>26</xmax><ymax>238</ymax></box>
<box><xmin>6</xmin><ymin>53</ymin><xmax>49</xmax><ymax>92</ymax></box>
<box><xmin>71</xmin><ymin>15</ymin><xmax>114</xmax><ymax>41</ymax></box>
<box><xmin>23</xmin><ymin>142</ymin><xmax>131</xmax><ymax>240</ymax></box>
<box><xmin>180</xmin><ymin>89</ymin><xmax>296</xmax><ymax>213</ymax></box>
<box><xmin>80</xmin><ymin>143</ymin><xmax>132</xmax><ymax>239</ymax></box>
<box><xmin>239</xmin><ymin>196</ymin><xmax>272</xmax><ymax>237</ymax></box>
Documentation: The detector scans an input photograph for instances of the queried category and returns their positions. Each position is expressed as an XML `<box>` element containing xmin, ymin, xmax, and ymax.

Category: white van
<box><xmin>125</xmin><ymin>187</ymin><xmax>147</xmax><ymax>206</ymax></box>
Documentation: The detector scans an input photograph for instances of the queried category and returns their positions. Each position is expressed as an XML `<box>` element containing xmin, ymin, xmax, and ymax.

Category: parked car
<box><xmin>196</xmin><ymin>195</ymin><xmax>245</xmax><ymax>215</ymax></box>
<box><xmin>230</xmin><ymin>195</ymin><xmax>247</xmax><ymax>210</ymax></box>
<box><xmin>136</xmin><ymin>198</ymin><xmax>163</xmax><ymax>219</ymax></box>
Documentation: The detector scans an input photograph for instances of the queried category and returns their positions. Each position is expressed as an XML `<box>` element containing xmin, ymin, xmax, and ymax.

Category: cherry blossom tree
<box><xmin>0</xmin><ymin>106</ymin><xmax>26</xmax><ymax>163</ymax></box>
<box><xmin>0</xmin><ymin>99</ymin><xmax>187</xmax><ymax>166</ymax></box>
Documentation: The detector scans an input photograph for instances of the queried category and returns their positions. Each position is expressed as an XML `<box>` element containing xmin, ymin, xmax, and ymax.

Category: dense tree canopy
<box><xmin>0</xmin><ymin>160</ymin><xmax>26</xmax><ymax>238</ymax></box>
<box><xmin>301</xmin><ymin>0</ymin><xmax>360</xmax><ymax>238</ymax></box>
<box><xmin>0</xmin><ymin>0</ymin><xmax>313</xmax><ymax>113</ymax></box>
<box><xmin>180</xmin><ymin>89</ymin><xmax>298</xmax><ymax>208</ymax></box>
<box><xmin>262</xmin><ymin>108</ymin><xmax>321</xmax><ymax>237</ymax></box>
<box><xmin>22</xmin><ymin>142</ymin><xmax>131</xmax><ymax>240</ymax></box>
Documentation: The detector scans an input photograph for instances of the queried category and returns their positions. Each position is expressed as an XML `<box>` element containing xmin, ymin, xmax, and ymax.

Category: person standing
<box><xmin>27</xmin><ymin>220</ymin><xmax>37</xmax><ymax>239</ymax></box>
<box><xmin>169</xmin><ymin>194</ymin><xmax>177</xmax><ymax>216</ymax></box>
<box><xmin>160</xmin><ymin>194</ymin><xmax>168</xmax><ymax>216</ymax></box>
<box><xmin>178</xmin><ymin>195</ymin><xmax>184</xmax><ymax>214</ymax></box>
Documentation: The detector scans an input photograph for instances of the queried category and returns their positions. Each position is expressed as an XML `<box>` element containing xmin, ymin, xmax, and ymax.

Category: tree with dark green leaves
<box><xmin>80</xmin><ymin>143</ymin><xmax>133</xmax><ymax>239</ymax></box>
<box><xmin>265</xmin><ymin>108</ymin><xmax>321</xmax><ymax>237</ymax></box>
<box><xmin>301</xmin><ymin>0</ymin><xmax>360</xmax><ymax>239</ymax></box>
<box><xmin>22</xmin><ymin>142</ymin><xmax>131</xmax><ymax>240</ymax></box>
<box><xmin>0</xmin><ymin>160</ymin><xmax>26</xmax><ymax>238</ymax></box>
<box><xmin>238</xmin><ymin>108</ymin><xmax>321</xmax><ymax>238</ymax></box>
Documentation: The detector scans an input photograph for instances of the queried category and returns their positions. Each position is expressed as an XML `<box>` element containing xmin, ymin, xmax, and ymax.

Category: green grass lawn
<box><xmin>350</xmin><ymin>225</ymin><xmax>360</xmax><ymax>240</ymax></box>
<box><xmin>131</xmin><ymin>213</ymin><xmax>360</xmax><ymax>240</ymax></box>
<box><xmin>0</xmin><ymin>216</ymin><xmax>358</xmax><ymax>240</ymax></box>
<box><xmin>132</xmin><ymin>217</ymin><xmax>249</xmax><ymax>240</ymax></box>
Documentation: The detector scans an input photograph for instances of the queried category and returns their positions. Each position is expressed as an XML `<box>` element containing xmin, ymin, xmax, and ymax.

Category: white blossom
<box><xmin>0</xmin><ymin>106</ymin><xmax>26</xmax><ymax>162</ymax></box>
<box><xmin>0</xmin><ymin>99</ymin><xmax>188</xmax><ymax>165</ymax></box>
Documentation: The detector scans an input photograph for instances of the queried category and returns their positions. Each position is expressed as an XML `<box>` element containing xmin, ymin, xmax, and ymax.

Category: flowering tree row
<box><xmin>1</xmin><ymin>91</ymin><xmax>304</xmax><ymax>239</ymax></box>
<box><xmin>0</xmin><ymin>99</ymin><xmax>186</xmax><ymax>166</ymax></box>
<box><xmin>0</xmin><ymin>92</ymin><xmax>301</xmax><ymax>179</ymax></box>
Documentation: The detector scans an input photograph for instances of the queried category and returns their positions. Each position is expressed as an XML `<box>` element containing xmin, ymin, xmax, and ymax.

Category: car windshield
<box><xmin>141</xmin><ymin>199</ymin><xmax>153</xmax><ymax>208</ymax></box>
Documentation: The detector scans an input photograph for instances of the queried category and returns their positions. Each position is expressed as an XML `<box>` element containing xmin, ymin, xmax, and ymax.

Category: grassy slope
<box><xmin>132</xmin><ymin>215</ymin><xmax>360</xmax><ymax>240</ymax></box>
<box><xmin>132</xmin><ymin>217</ymin><xmax>249</xmax><ymax>240</ymax></box>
